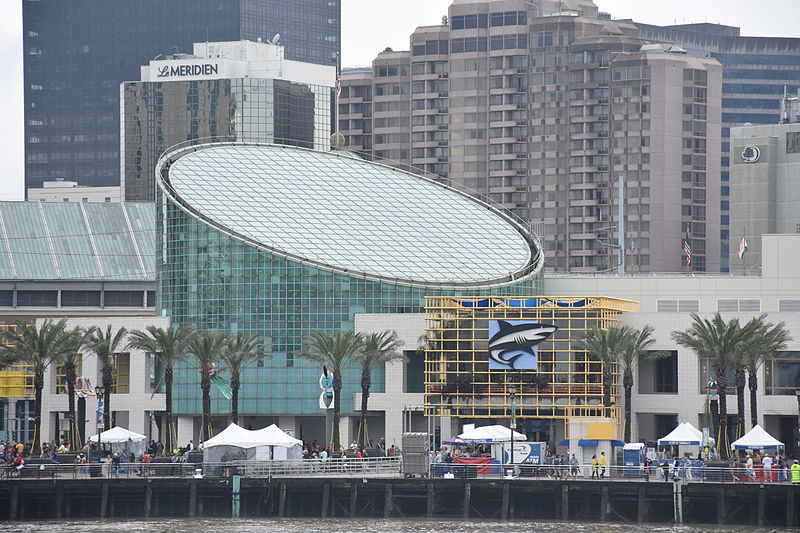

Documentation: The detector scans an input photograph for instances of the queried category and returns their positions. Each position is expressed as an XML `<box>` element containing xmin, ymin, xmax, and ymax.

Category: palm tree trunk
<box><xmin>716</xmin><ymin>371</ymin><xmax>730</xmax><ymax>460</ymax></box>
<box><xmin>164</xmin><ymin>365</ymin><xmax>173</xmax><ymax>453</ymax></box>
<box><xmin>33</xmin><ymin>369</ymin><xmax>44</xmax><ymax>455</ymax></box>
<box><xmin>602</xmin><ymin>367</ymin><xmax>612</xmax><ymax>417</ymax></box>
<box><xmin>358</xmin><ymin>367</ymin><xmax>370</xmax><ymax>448</ymax></box>
<box><xmin>623</xmin><ymin>369</ymin><xmax>633</xmax><ymax>443</ymax></box>
<box><xmin>201</xmin><ymin>375</ymin><xmax>211</xmax><ymax>442</ymax></box>
<box><xmin>64</xmin><ymin>362</ymin><xmax>77</xmax><ymax>450</ymax></box>
<box><xmin>332</xmin><ymin>370</ymin><xmax>342</xmax><ymax>452</ymax></box>
<box><xmin>102</xmin><ymin>364</ymin><xmax>113</xmax><ymax>429</ymax></box>
<box><xmin>748</xmin><ymin>368</ymin><xmax>759</xmax><ymax>429</ymax></box>
<box><xmin>231</xmin><ymin>373</ymin><xmax>240</xmax><ymax>425</ymax></box>
<box><xmin>734</xmin><ymin>367</ymin><xmax>746</xmax><ymax>438</ymax></box>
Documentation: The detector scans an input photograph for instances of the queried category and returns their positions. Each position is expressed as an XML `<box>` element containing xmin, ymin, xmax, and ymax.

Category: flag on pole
<box><xmin>683</xmin><ymin>239</ymin><xmax>692</xmax><ymax>266</ymax></box>
<box><xmin>737</xmin><ymin>235</ymin><xmax>748</xmax><ymax>259</ymax></box>
<box><xmin>335</xmin><ymin>70</ymin><xmax>342</xmax><ymax>98</ymax></box>
<box><xmin>628</xmin><ymin>237</ymin><xmax>636</xmax><ymax>253</ymax></box>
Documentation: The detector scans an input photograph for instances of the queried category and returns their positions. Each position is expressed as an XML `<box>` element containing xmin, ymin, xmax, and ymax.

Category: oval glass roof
<box><xmin>162</xmin><ymin>144</ymin><xmax>538</xmax><ymax>286</ymax></box>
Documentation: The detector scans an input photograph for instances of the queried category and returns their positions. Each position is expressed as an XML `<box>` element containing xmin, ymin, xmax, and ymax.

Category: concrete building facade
<box><xmin>27</xmin><ymin>181</ymin><xmax>121</xmax><ymax>204</ymax></box>
<box><xmin>339</xmin><ymin>0</ymin><xmax>722</xmax><ymax>273</ymax></box>
<box><xmin>729</xmin><ymin>122</ymin><xmax>800</xmax><ymax>273</ymax></box>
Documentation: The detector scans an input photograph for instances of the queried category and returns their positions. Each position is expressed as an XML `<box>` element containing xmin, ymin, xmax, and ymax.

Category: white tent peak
<box><xmin>731</xmin><ymin>424</ymin><xmax>784</xmax><ymax>450</ymax></box>
<box><xmin>458</xmin><ymin>425</ymin><xmax>526</xmax><ymax>443</ymax></box>
<box><xmin>658</xmin><ymin>422</ymin><xmax>702</xmax><ymax>445</ymax></box>
<box><xmin>89</xmin><ymin>426</ymin><xmax>146</xmax><ymax>443</ymax></box>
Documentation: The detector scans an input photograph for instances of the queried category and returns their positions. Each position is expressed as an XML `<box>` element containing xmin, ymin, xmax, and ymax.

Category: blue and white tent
<box><xmin>657</xmin><ymin>422</ymin><xmax>703</xmax><ymax>446</ymax></box>
<box><xmin>730</xmin><ymin>424</ymin><xmax>784</xmax><ymax>450</ymax></box>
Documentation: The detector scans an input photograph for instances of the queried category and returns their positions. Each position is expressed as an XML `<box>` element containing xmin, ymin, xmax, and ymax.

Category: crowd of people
<box><xmin>300</xmin><ymin>439</ymin><xmax>400</xmax><ymax>461</ymax></box>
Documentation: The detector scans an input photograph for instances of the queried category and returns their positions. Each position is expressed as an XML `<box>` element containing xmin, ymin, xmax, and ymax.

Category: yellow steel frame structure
<box><xmin>423</xmin><ymin>296</ymin><xmax>638</xmax><ymax>422</ymax></box>
<box><xmin>0</xmin><ymin>325</ymin><xmax>32</xmax><ymax>399</ymax></box>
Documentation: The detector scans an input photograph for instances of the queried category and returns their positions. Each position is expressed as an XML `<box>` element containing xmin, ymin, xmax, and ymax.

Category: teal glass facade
<box><xmin>157</xmin><ymin>143</ymin><xmax>543</xmax><ymax>417</ymax></box>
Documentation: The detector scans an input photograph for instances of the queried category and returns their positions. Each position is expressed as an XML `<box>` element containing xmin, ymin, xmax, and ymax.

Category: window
<box><xmin>0</xmin><ymin>291</ymin><xmax>11</xmax><ymax>306</ymax></box>
<box><xmin>765</xmin><ymin>352</ymin><xmax>800</xmax><ymax>395</ymax></box>
<box><xmin>55</xmin><ymin>355</ymin><xmax>83</xmax><ymax>394</ymax></box>
<box><xmin>111</xmin><ymin>353</ymin><xmax>130</xmax><ymax>394</ymax></box>
<box><xmin>657</xmin><ymin>300</ymin><xmax>699</xmax><ymax>312</ymax></box>
<box><xmin>61</xmin><ymin>290</ymin><xmax>101</xmax><ymax>307</ymax></box>
<box><xmin>405</xmin><ymin>350</ymin><xmax>424</xmax><ymax>393</ymax></box>
<box><xmin>698</xmin><ymin>358</ymin><xmax>736</xmax><ymax>394</ymax></box>
<box><xmin>104</xmin><ymin>290</ymin><xmax>144</xmax><ymax>307</ymax></box>
<box><xmin>16</xmin><ymin>290</ymin><xmax>57</xmax><ymax>307</ymax></box>
<box><xmin>717</xmin><ymin>299</ymin><xmax>760</xmax><ymax>312</ymax></box>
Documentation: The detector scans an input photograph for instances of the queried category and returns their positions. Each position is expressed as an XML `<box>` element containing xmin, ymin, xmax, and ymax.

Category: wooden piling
<box><xmin>787</xmin><ymin>486</ymin><xmax>796</xmax><ymax>527</ymax></box>
<box><xmin>426</xmin><ymin>483</ymin><xmax>435</xmax><ymax>518</ymax></box>
<box><xmin>100</xmin><ymin>482</ymin><xmax>109</xmax><ymax>519</ymax></box>
<box><xmin>463</xmin><ymin>483</ymin><xmax>471</xmax><ymax>519</ymax></box>
<box><xmin>501</xmin><ymin>482</ymin><xmax>510</xmax><ymax>520</ymax></box>
<box><xmin>717</xmin><ymin>487</ymin><xmax>726</xmax><ymax>525</ymax></box>
<box><xmin>383</xmin><ymin>483</ymin><xmax>393</xmax><ymax>518</ymax></box>
<box><xmin>637</xmin><ymin>486</ymin><xmax>647</xmax><ymax>523</ymax></box>
<box><xmin>757</xmin><ymin>486</ymin><xmax>765</xmax><ymax>527</ymax></box>
<box><xmin>278</xmin><ymin>482</ymin><xmax>287</xmax><ymax>518</ymax></box>
<box><xmin>600</xmin><ymin>486</ymin><xmax>609</xmax><ymax>522</ymax></box>
<box><xmin>561</xmin><ymin>484</ymin><xmax>569</xmax><ymax>521</ymax></box>
<box><xmin>9</xmin><ymin>484</ymin><xmax>18</xmax><ymax>521</ymax></box>
<box><xmin>55</xmin><ymin>483</ymin><xmax>63</xmax><ymax>519</ymax></box>
<box><xmin>189</xmin><ymin>481</ymin><xmax>198</xmax><ymax>518</ymax></box>
<box><xmin>349</xmin><ymin>483</ymin><xmax>358</xmax><ymax>517</ymax></box>
<box><xmin>321</xmin><ymin>482</ymin><xmax>330</xmax><ymax>518</ymax></box>
<box><xmin>144</xmin><ymin>481</ymin><xmax>152</xmax><ymax>518</ymax></box>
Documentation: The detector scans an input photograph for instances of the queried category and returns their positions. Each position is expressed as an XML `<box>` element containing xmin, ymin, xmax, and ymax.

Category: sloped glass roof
<box><xmin>160</xmin><ymin>143</ymin><xmax>541</xmax><ymax>287</ymax></box>
<box><xmin>0</xmin><ymin>202</ymin><xmax>154</xmax><ymax>281</ymax></box>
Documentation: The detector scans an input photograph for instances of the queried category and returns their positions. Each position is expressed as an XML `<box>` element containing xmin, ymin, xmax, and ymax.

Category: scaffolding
<box><xmin>423</xmin><ymin>296</ymin><xmax>638</xmax><ymax>423</ymax></box>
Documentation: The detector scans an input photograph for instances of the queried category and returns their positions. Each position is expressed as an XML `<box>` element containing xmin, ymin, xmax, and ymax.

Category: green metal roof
<box><xmin>0</xmin><ymin>202</ymin><xmax>155</xmax><ymax>281</ymax></box>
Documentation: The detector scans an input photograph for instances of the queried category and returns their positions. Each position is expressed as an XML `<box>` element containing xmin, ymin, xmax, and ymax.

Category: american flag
<box><xmin>683</xmin><ymin>240</ymin><xmax>692</xmax><ymax>266</ymax></box>
<box><xmin>335</xmin><ymin>71</ymin><xmax>342</xmax><ymax>98</ymax></box>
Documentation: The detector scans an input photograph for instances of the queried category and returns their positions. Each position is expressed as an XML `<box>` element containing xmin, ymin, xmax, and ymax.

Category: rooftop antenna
<box><xmin>270</xmin><ymin>33</ymin><xmax>281</xmax><ymax>45</ymax></box>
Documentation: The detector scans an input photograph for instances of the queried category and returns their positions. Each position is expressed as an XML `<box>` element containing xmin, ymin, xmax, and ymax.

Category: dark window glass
<box><xmin>491</xmin><ymin>35</ymin><xmax>504</xmax><ymax>51</ymax></box>
<box><xmin>405</xmin><ymin>350</ymin><xmax>424</xmax><ymax>393</ymax></box>
<box><xmin>146</xmin><ymin>291</ymin><xmax>156</xmax><ymax>307</ymax></box>
<box><xmin>654</xmin><ymin>351</ymin><xmax>678</xmax><ymax>393</ymax></box>
<box><xmin>439</xmin><ymin>40</ymin><xmax>448</xmax><ymax>54</ymax></box>
<box><xmin>0</xmin><ymin>291</ymin><xmax>11</xmax><ymax>306</ymax></box>
<box><xmin>655</xmin><ymin>414</ymin><xmax>678</xmax><ymax>442</ymax></box>
<box><xmin>104</xmin><ymin>290</ymin><xmax>144</xmax><ymax>307</ymax></box>
<box><xmin>451</xmin><ymin>39</ymin><xmax>464</xmax><ymax>54</ymax></box>
<box><xmin>452</xmin><ymin>15</ymin><xmax>465</xmax><ymax>30</ymax></box>
<box><xmin>413</xmin><ymin>44</ymin><xmax>426</xmax><ymax>56</ymax></box>
<box><xmin>478</xmin><ymin>13</ymin><xmax>488</xmax><ymax>28</ymax></box>
<box><xmin>16</xmin><ymin>290</ymin><xmax>57</xmax><ymax>307</ymax></box>
<box><xmin>61</xmin><ymin>291</ymin><xmax>101</xmax><ymax>307</ymax></box>
<box><xmin>426</xmin><ymin>40</ymin><xmax>439</xmax><ymax>55</ymax></box>
<box><xmin>491</xmin><ymin>12</ymin><xmax>504</xmax><ymax>26</ymax></box>
<box><xmin>765</xmin><ymin>351</ymin><xmax>800</xmax><ymax>395</ymax></box>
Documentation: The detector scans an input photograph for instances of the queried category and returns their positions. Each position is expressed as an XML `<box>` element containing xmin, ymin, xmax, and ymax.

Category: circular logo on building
<box><xmin>742</xmin><ymin>145</ymin><xmax>760</xmax><ymax>163</ymax></box>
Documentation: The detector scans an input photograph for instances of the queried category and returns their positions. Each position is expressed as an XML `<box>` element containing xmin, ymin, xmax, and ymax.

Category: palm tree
<box><xmin>739</xmin><ymin>315</ymin><xmax>791</xmax><ymax>429</ymax></box>
<box><xmin>0</xmin><ymin>320</ymin><xmax>84</xmax><ymax>455</ymax></box>
<box><xmin>220</xmin><ymin>333</ymin><xmax>265</xmax><ymax>425</ymax></box>
<box><xmin>295</xmin><ymin>331</ymin><xmax>363</xmax><ymax>452</ymax></box>
<box><xmin>672</xmin><ymin>313</ymin><xmax>758</xmax><ymax>459</ymax></box>
<box><xmin>579</xmin><ymin>325</ymin><xmax>632</xmax><ymax>418</ymax></box>
<box><xmin>732</xmin><ymin>355</ymin><xmax>748</xmax><ymax>439</ymax></box>
<box><xmin>618</xmin><ymin>325</ymin><xmax>662</xmax><ymax>443</ymax></box>
<box><xmin>353</xmin><ymin>331</ymin><xmax>405</xmax><ymax>448</ymax></box>
<box><xmin>85</xmin><ymin>325</ymin><xmax>129</xmax><ymax>430</ymax></box>
<box><xmin>187</xmin><ymin>331</ymin><xmax>230</xmax><ymax>442</ymax></box>
<box><xmin>61</xmin><ymin>347</ymin><xmax>88</xmax><ymax>450</ymax></box>
<box><xmin>127</xmin><ymin>325</ymin><xmax>196</xmax><ymax>452</ymax></box>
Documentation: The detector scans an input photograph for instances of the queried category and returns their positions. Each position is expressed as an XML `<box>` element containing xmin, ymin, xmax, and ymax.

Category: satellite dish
<box><xmin>270</xmin><ymin>33</ymin><xmax>280</xmax><ymax>45</ymax></box>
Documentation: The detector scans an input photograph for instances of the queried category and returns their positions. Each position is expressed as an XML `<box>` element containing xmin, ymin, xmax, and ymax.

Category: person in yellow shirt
<box><xmin>591</xmin><ymin>455</ymin><xmax>599</xmax><ymax>479</ymax></box>
<box><xmin>791</xmin><ymin>460</ymin><xmax>800</xmax><ymax>484</ymax></box>
<box><xmin>599</xmin><ymin>451</ymin><xmax>607</xmax><ymax>478</ymax></box>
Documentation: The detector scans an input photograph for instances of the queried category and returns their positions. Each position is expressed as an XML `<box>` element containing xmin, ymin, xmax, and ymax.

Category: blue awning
<box><xmin>611</xmin><ymin>440</ymin><xmax>626</xmax><ymax>447</ymax></box>
<box><xmin>558</xmin><ymin>439</ymin><xmax>569</xmax><ymax>447</ymax></box>
<box><xmin>578</xmin><ymin>439</ymin><xmax>598</xmax><ymax>447</ymax></box>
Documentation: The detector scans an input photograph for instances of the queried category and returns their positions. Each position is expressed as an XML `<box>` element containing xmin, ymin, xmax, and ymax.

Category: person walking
<box><xmin>570</xmin><ymin>454</ymin><xmax>579</xmax><ymax>477</ymax></box>
<box><xmin>591</xmin><ymin>455</ymin><xmax>599</xmax><ymax>479</ymax></box>
<box><xmin>599</xmin><ymin>452</ymin><xmax>607</xmax><ymax>478</ymax></box>
<box><xmin>791</xmin><ymin>460</ymin><xmax>800</xmax><ymax>484</ymax></box>
<box><xmin>745</xmin><ymin>454</ymin><xmax>754</xmax><ymax>480</ymax></box>
<box><xmin>762</xmin><ymin>453</ymin><xmax>773</xmax><ymax>482</ymax></box>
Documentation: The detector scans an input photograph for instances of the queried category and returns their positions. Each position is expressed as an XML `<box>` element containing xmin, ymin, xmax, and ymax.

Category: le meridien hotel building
<box><xmin>23</xmin><ymin>0</ymin><xmax>340</xmax><ymax>193</ymax></box>
<box><xmin>156</xmin><ymin>142</ymin><xmax>543</xmax><ymax>441</ymax></box>
<box><xmin>122</xmin><ymin>40</ymin><xmax>335</xmax><ymax>201</ymax></box>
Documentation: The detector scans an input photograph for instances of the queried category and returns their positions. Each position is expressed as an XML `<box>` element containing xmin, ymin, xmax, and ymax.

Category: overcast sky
<box><xmin>1</xmin><ymin>0</ymin><xmax>798</xmax><ymax>200</ymax></box>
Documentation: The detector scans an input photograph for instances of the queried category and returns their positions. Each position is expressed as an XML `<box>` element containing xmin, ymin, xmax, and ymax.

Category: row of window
<box><xmin>451</xmin><ymin>11</ymin><xmax>527</xmax><ymax>30</ymax></box>
<box><xmin>0</xmin><ymin>290</ymin><xmax>154</xmax><ymax>307</ymax></box>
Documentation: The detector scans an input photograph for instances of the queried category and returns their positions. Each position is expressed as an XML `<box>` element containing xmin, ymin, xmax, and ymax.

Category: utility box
<box><xmin>401</xmin><ymin>432</ymin><xmax>429</xmax><ymax>478</ymax></box>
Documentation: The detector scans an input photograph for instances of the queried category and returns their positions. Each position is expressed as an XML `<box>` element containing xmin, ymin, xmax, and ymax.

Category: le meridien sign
<box><xmin>156</xmin><ymin>63</ymin><xmax>219</xmax><ymax>78</ymax></box>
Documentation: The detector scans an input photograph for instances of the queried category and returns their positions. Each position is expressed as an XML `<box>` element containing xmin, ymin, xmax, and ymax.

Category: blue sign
<box><xmin>488</xmin><ymin>320</ymin><xmax>557</xmax><ymax>370</ymax></box>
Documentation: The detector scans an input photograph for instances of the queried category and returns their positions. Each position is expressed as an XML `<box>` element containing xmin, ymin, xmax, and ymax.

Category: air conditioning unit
<box><xmin>516</xmin><ymin>153</ymin><xmax>526</xmax><ymax>158</ymax></box>
<box><xmin>516</xmin><ymin>170</ymin><xmax>527</xmax><ymax>175</ymax></box>
<box><xmin>516</xmin><ymin>137</ymin><xmax>526</xmax><ymax>142</ymax></box>
<box><xmin>438</xmin><ymin>72</ymin><xmax>449</xmax><ymax>78</ymax></box>
<box><xmin>516</xmin><ymin>120</ymin><xmax>526</xmax><ymax>126</ymax></box>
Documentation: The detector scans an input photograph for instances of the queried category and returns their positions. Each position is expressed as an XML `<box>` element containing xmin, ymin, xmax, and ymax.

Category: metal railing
<box><xmin>1</xmin><ymin>456</ymin><xmax>402</xmax><ymax>481</ymax></box>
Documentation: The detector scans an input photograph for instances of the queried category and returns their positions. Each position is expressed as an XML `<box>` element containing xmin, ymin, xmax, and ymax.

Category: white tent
<box><xmin>458</xmin><ymin>425</ymin><xmax>526</xmax><ymax>443</ymax></box>
<box><xmin>658</xmin><ymin>422</ymin><xmax>702</xmax><ymax>446</ymax></box>
<box><xmin>730</xmin><ymin>424</ymin><xmax>784</xmax><ymax>450</ymax></box>
<box><xmin>89</xmin><ymin>427</ymin><xmax>147</xmax><ymax>457</ymax></box>
<box><xmin>203</xmin><ymin>423</ymin><xmax>303</xmax><ymax>463</ymax></box>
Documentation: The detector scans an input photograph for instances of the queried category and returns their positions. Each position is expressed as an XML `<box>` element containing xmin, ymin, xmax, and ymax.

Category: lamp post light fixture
<box><xmin>95</xmin><ymin>385</ymin><xmax>105</xmax><ymax>459</ymax></box>
<box><xmin>509</xmin><ymin>384</ymin><xmax>517</xmax><ymax>465</ymax></box>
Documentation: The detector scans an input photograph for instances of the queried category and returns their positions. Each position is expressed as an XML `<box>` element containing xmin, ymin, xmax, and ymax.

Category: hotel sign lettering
<box><xmin>156</xmin><ymin>63</ymin><xmax>219</xmax><ymax>78</ymax></box>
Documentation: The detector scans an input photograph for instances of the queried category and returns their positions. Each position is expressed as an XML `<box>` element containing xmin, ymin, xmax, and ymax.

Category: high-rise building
<box><xmin>122</xmin><ymin>40</ymin><xmax>335</xmax><ymax>201</ymax></box>
<box><xmin>634</xmin><ymin>23</ymin><xmax>800</xmax><ymax>271</ymax></box>
<box><xmin>339</xmin><ymin>0</ymin><xmax>722</xmax><ymax>273</ymax></box>
<box><xmin>22</xmin><ymin>0</ymin><xmax>340</xmax><ymax>194</ymax></box>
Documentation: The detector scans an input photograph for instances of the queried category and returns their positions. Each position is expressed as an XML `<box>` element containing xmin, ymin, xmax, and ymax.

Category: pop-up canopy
<box><xmin>458</xmin><ymin>425</ymin><xmax>526</xmax><ymax>443</ymax></box>
<box><xmin>203</xmin><ymin>423</ymin><xmax>303</xmax><ymax>462</ymax></box>
<box><xmin>89</xmin><ymin>426</ymin><xmax>147</xmax><ymax>457</ymax></box>
<box><xmin>658</xmin><ymin>422</ymin><xmax>702</xmax><ymax>446</ymax></box>
<box><xmin>730</xmin><ymin>424</ymin><xmax>784</xmax><ymax>450</ymax></box>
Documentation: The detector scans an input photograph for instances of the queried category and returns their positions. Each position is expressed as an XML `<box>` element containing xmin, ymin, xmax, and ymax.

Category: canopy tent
<box><xmin>89</xmin><ymin>427</ymin><xmax>147</xmax><ymax>457</ymax></box>
<box><xmin>730</xmin><ymin>424</ymin><xmax>784</xmax><ymax>450</ymax></box>
<box><xmin>658</xmin><ymin>422</ymin><xmax>702</xmax><ymax>446</ymax></box>
<box><xmin>458</xmin><ymin>425</ymin><xmax>526</xmax><ymax>443</ymax></box>
<box><xmin>203</xmin><ymin>423</ymin><xmax>303</xmax><ymax>463</ymax></box>
<box><xmin>442</xmin><ymin>436</ymin><xmax>471</xmax><ymax>446</ymax></box>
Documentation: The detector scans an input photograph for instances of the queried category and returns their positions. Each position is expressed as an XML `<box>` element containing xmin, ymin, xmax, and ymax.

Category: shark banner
<box><xmin>488</xmin><ymin>320</ymin><xmax>557</xmax><ymax>370</ymax></box>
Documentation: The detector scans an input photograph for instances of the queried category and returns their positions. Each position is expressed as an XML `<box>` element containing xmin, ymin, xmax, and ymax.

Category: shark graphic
<box><xmin>488</xmin><ymin>320</ymin><xmax>558</xmax><ymax>370</ymax></box>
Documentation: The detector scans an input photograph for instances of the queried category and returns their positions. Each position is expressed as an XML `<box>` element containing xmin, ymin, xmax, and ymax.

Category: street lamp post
<box><xmin>509</xmin><ymin>385</ymin><xmax>517</xmax><ymax>465</ymax></box>
<box><xmin>795</xmin><ymin>390</ymin><xmax>800</xmax><ymax>454</ymax></box>
<box><xmin>95</xmin><ymin>385</ymin><xmax>105</xmax><ymax>460</ymax></box>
